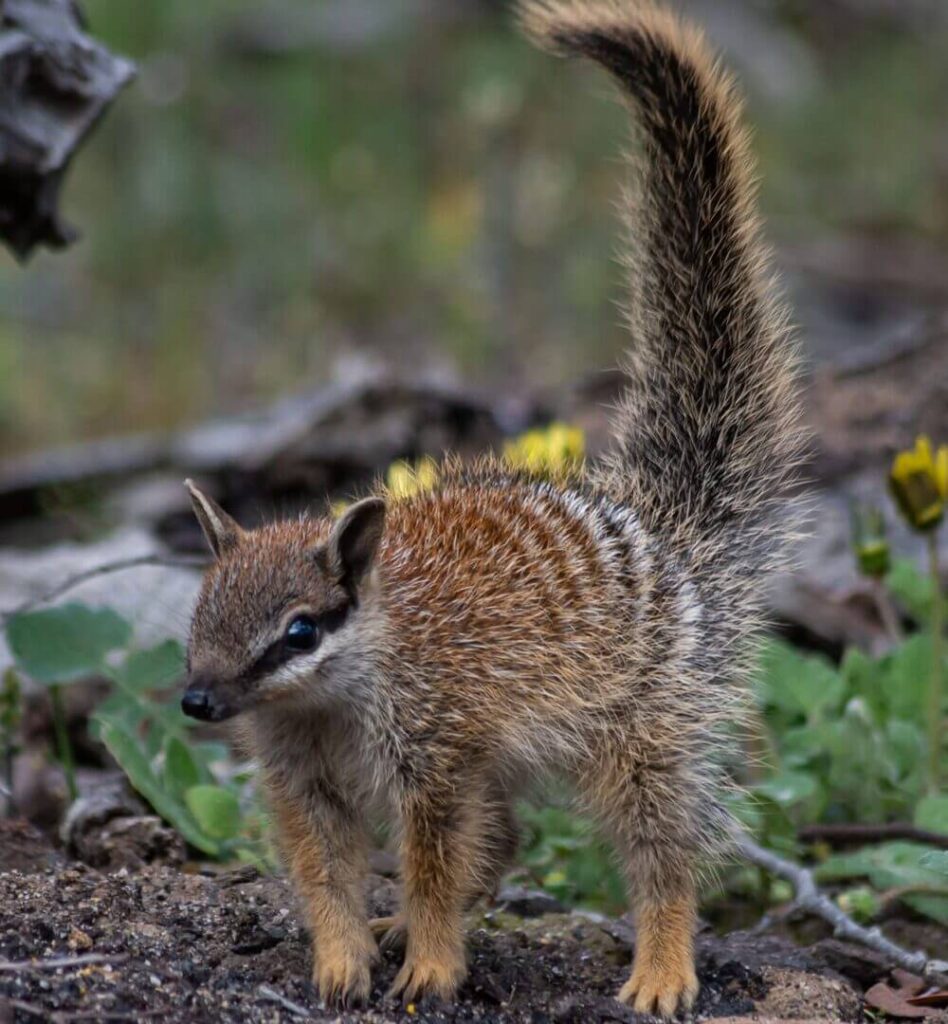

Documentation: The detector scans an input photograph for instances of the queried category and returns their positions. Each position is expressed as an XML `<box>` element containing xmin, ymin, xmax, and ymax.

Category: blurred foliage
<box><xmin>5</xmin><ymin>602</ymin><xmax>270</xmax><ymax>863</ymax></box>
<box><xmin>1</xmin><ymin>1</ymin><xmax>947</xmax><ymax>455</ymax></box>
<box><xmin>513</xmin><ymin>801</ymin><xmax>626</xmax><ymax>914</ymax></box>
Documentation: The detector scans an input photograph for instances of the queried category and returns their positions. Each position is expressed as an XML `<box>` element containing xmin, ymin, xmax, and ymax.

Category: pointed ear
<box><xmin>326</xmin><ymin>497</ymin><xmax>386</xmax><ymax>592</ymax></box>
<box><xmin>184</xmin><ymin>479</ymin><xmax>244</xmax><ymax>559</ymax></box>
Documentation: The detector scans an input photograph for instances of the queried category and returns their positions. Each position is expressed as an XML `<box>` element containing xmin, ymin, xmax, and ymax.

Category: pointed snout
<box><xmin>181</xmin><ymin>676</ymin><xmax>237</xmax><ymax>723</ymax></box>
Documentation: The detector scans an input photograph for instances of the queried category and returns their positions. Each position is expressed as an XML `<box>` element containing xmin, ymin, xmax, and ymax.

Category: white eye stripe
<box><xmin>257</xmin><ymin>619</ymin><xmax>353</xmax><ymax>690</ymax></box>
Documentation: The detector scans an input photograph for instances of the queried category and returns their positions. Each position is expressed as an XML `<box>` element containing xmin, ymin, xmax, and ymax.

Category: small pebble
<box><xmin>68</xmin><ymin>926</ymin><xmax>93</xmax><ymax>951</ymax></box>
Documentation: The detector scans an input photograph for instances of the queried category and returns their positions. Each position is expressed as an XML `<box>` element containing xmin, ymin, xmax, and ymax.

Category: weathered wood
<box><xmin>0</xmin><ymin>374</ymin><xmax>522</xmax><ymax>536</ymax></box>
<box><xmin>0</xmin><ymin>0</ymin><xmax>135</xmax><ymax>259</ymax></box>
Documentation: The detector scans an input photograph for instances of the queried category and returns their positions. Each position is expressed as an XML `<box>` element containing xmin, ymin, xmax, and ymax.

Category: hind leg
<box><xmin>577</xmin><ymin>740</ymin><xmax>702</xmax><ymax>1018</ymax></box>
<box><xmin>475</xmin><ymin>785</ymin><xmax>520</xmax><ymax>903</ymax></box>
<box><xmin>370</xmin><ymin>783</ymin><xmax>518</xmax><ymax>953</ymax></box>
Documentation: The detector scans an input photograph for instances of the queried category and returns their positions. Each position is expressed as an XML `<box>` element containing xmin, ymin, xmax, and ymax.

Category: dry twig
<box><xmin>738</xmin><ymin>835</ymin><xmax>948</xmax><ymax>984</ymax></box>
<box><xmin>800</xmin><ymin>822</ymin><xmax>948</xmax><ymax>851</ymax></box>
<box><xmin>1</xmin><ymin>554</ymin><xmax>208</xmax><ymax>624</ymax></box>
<box><xmin>256</xmin><ymin>985</ymin><xmax>312</xmax><ymax>1017</ymax></box>
<box><xmin>0</xmin><ymin>953</ymin><xmax>128</xmax><ymax>972</ymax></box>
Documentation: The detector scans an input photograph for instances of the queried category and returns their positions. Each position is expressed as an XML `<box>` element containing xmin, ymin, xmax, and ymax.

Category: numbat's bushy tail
<box><xmin>182</xmin><ymin>2</ymin><xmax>805</xmax><ymax>1019</ymax></box>
<box><xmin>523</xmin><ymin>0</ymin><xmax>804</xmax><ymax>590</ymax></box>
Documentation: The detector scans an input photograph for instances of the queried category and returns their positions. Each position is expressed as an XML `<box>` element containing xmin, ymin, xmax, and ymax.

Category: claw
<box><xmin>617</xmin><ymin>960</ymin><xmax>698</xmax><ymax>1018</ymax></box>
<box><xmin>387</xmin><ymin>950</ymin><xmax>464</xmax><ymax>1005</ymax></box>
<box><xmin>313</xmin><ymin>933</ymin><xmax>377</xmax><ymax>1008</ymax></box>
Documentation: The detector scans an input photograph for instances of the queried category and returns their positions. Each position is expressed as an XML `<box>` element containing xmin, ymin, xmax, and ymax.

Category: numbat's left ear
<box><xmin>185</xmin><ymin>479</ymin><xmax>244</xmax><ymax>559</ymax></box>
<box><xmin>326</xmin><ymin>497</ymin><xmax>386</xmax><ymax>592</ymax></box>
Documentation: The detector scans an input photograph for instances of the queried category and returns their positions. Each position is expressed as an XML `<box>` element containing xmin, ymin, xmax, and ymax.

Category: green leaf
<box><xmin>163</xmin><ymin>735</ymin><xmax>203</xmax><ymax>798</ymax></box>
<box><xmin>884</xmin><ymin>719</ymin><xmax>926</xmax><ymax>785</ymax></box>
<box><xmin>757</xmin><ymin>639</ymin><xmax>845</xmax><ymax>723</ymax></box>
<box><xmin>118</xmin><ymin>640</ymin><xmax>185</xmax><ymax>691</ymax></box>
<box><xmin>880</xmin><ymin>634</ymin><xmax>934</xmax><ymax>722</ymax></box>
<box><xmin>779</xmin><ymin>725</ymin><xmax>826</xmax><ymax>770</ymax></box>
<box><xmin>753</xmin><ymin>771</ymin><xmax>819</xmax><ymax>810</ymax></box>
<box><xmin>915</xmin><ymin>794</ymin><xmax>948</xmax><ymax>834</ymax></box>
<box><xmin>840</xmin><ymin>647</ymin><xmax>883</xmax><ymax>714</ymax></box>
<box><xmin>837</xmin><ymin>886</ymin><xmax>881</xmax><ymax>923</ymax></box>
<box><xmin>7</xmin><ymin>603</ymin><xmax>131</xmax><ymax>683</ymax></box>
<box><xmin>813</xmin><ymin>849</ymin><xmax>877</xmax><ymax>883</ymax></box>
<box><xmin>185</xmin><ymin>785</ymin><xmax>241</xmax><ymax>841</ymax></box>
<box><xmin>921</xmin><ymin>851</ymin><xmax>948</xmax><ymax>877</ymax></box>
<box><xmin>886</xmin><ymin>557</ymin><xmax>936</xmax><ymax>623</ymax></box>
<box><xmin>817</xmin><ymin>842</ymin><xmax>948</xmax><ymax>926</ymax></box>
<box><xmin>97</xmin><ymin>718</ymin><xmax>219</xmax><ymax>856</ymax></box>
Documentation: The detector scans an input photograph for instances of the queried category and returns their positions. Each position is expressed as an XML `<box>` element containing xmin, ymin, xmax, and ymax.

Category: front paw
<box><xmin>313</xmin><ymin>932</ymin><xmax>377</xmax><ymax>1007</ymax></box>
<box><xmin>387</xmin><ymin>947</ymin><xmax>465</xmax><ymax>1004</ymax></box>
<box><xmin>617</xmin><ymin>957</ymin><xmax>699</xmax><ymax>1018</ymax></box>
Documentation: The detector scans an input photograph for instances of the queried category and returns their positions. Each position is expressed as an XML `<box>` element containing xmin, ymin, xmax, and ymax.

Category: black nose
<box><xmin>181</xmin><ymin>688</ymin><xmax>215</xmax><ymax>721</ymax></box>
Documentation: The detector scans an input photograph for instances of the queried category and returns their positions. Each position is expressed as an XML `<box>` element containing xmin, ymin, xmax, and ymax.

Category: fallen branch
<box><xmin>256</xmin><ymin>984</ymin><xmax>311</xmax><ymax>1018</ymax></box>
<box><xmin>737</xmin><ymin>835</ymin><xmax>948</xmax><ymax>984</ymax></box>
<box><xmin>1</xmin><ymin>554</ymin><xmax>209</xmax><ymax>623</ymax></box>
<box><xmin>0</xmin><ymin>953</ymin><xmax>128</xmax><ymax>972</ymax></box>
<box><xmin>799</xmin><ymin>822</ymin><xmax>948</xmax><ymax>851</ymax></box>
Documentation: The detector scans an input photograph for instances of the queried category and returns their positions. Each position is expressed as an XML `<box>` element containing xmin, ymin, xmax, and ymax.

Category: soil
<box><xmin>0</xmin><ymin>822</ymin><xmax>888</xmax><ymax>1024</ymax></box>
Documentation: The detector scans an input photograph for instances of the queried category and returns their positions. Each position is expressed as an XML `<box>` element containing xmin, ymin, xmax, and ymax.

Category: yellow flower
<box><xmin>889</xmin><ymin>435</ymin><xmax>948</xmax><ymax>532</ymax></box>
<box><xmin>937</xmin><ymin>444</ymin><xmax>948</xmax><ymax>498</ymax></box>
<box><xmin>385</xmin><ymin>456</ymin><xmax>440</xmax><ymax>501</ymax></box>
<box><xmin>503</xmin><ymin>422</ymin><xmax>584</xmax><ymax>482</ymax></box>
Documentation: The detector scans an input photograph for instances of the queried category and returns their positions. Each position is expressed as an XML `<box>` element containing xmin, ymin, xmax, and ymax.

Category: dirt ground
<box><xmin>0</xmin><ymin>817</ymin><xmax>893</xmax><ymax>1024</ymax></box>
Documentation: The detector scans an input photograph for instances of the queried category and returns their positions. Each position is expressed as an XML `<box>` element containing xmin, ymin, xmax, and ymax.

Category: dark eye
<box><xmin>285</xmin><ymin>615</ymin><xmax>319</xmax><ymax>652</ymax></box>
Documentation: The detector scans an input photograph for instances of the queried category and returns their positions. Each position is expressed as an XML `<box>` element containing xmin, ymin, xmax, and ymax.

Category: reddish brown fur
<box><xmin>183</xmin><ymin>3</ymin><xmax>803</xmax><ymax>1017</ymax></box>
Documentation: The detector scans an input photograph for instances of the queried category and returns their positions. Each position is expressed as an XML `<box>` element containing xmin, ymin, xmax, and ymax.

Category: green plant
<box><xmin>514</xmin><ymin>801</ymin><xmax>626</xmax><ymax>914</ymax></box>
<box><xmin>7</xmin><ymin>603</ymin><xmax>130</xmax><ymax>801</ymax></box>
<box><xmin>745</xmin><ymin>589</ymin><xmax>948</xmax><ymax>925</ymax></box>
<box><xmin>5</xmin><ymin>602</ymin><xmax>268</xmax><ymax>862</ymax></box>
<box><xmin>751</xmin><ymin>635</ymin><xmax>934</xmax><ymax>832</ymax></box>
<box><xmin>889</xmin><ymin>435</ymin><xmax>948</xmax><ymax>792</ymax></box>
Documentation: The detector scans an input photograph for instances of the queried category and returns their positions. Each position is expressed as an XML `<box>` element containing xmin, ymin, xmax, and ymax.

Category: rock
<box><xmin>0</xmin><ymin>818</ymin><xmax>63</xmax><ymax>872</ymax></box>
<box><xmin>66</xmin><ymin>925</ymin><xmax>93</xmax><ymax>951</ymax></box>
<box><xmin>60</xmin><ymin>777</ymin><xmax>145</xmax><ymax>848</ymax></box>
<box><xmin>756</xmin><ymin>966</ymin><xmax>863</xmax><ymax>1022</ymax></box>
<box><xmin>10</xmin><ymin>746</ymin><xmax>67</xmax><ymax>829</ymax></box>
<box><xmin>71</xmin><ymin>814</ymin><xmax>186</xmax><ymax>871</ymax></box>
<box><xmin>61</xmin><ymin>777</ymin><xmax>186</xmax><ymax>869</ymax></box>
<box><xmin>494</xmin><ymin>884</ymin><xmax>565</xmax><ymax>917</ymax></box>
<box><xmin>0</xmin><ymin>527</ymin><xmax>202</xmax><ymax>671</ymax></box>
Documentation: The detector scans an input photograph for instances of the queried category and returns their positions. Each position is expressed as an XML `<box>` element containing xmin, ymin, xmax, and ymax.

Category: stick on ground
<box><xmin>738</xmin><ymin>835</ymin><xmax>948</xmax><ymax>984</ymax></box>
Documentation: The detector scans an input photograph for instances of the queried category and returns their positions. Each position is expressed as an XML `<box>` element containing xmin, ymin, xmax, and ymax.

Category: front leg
<box><xmin>620</xmin><ymin>885</ymin><xmax>698</xmax><ymax>1016</ymax></box>
<box><xmin>388</xmin><ymin>787</ymin><xmax>472</xmax><ymax>1003</ymax></box>
<box><xmin>269</xmin><ymin>781</ymin><xmax>376</xmax><ymax>1006</ymax></box>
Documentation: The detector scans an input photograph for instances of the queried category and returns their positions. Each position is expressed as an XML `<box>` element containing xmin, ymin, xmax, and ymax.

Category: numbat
<box><xmin>182</xmin><ymin>0</ymin><xmax>803</xmax><ymax>1016</ymax></box>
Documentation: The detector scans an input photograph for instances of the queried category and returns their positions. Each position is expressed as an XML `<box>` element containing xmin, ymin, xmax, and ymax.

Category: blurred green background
<box><xmin>1</xmin><ymin>0</ymin><xmax>946</xmax><ymax>458</ymax></box>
